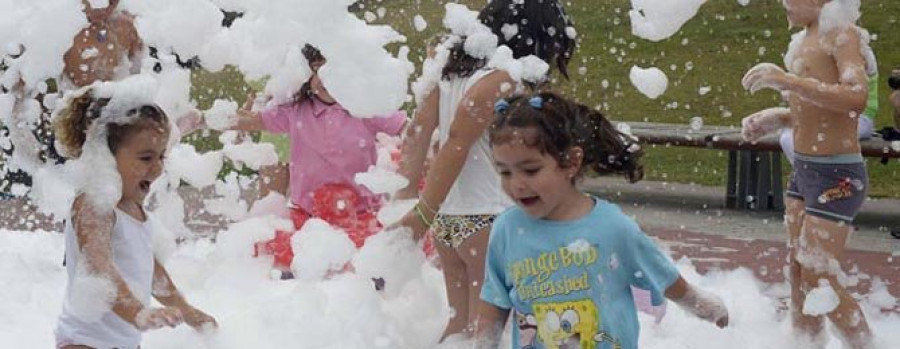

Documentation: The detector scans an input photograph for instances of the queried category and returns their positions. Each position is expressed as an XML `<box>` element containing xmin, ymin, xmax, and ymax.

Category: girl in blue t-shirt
<box><xmin>475</xmin><ymin>92</ymin><xmax>729</xmax><ymax>348</ymax></box>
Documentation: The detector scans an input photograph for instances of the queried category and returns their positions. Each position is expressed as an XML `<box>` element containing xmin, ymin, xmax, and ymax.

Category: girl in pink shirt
<box><xmin>196</xmin><ymin>45</ymin><xmax>406</xmax><ymax>275</ymax></box>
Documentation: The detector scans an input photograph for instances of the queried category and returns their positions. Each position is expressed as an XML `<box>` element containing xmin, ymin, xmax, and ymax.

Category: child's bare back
<box><xmin>63</xmin><ymin>11</ymin><xmax>142</xmax><ymax>87</ymax></box>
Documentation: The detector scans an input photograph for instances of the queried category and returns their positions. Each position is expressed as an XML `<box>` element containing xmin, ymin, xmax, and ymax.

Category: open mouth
<box><xmin>518</xmin><ymin>196</ymin><xmax>540</xmax><ymax>207</ymax></box>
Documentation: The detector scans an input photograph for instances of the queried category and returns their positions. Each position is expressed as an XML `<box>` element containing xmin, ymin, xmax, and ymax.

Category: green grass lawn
<box><xmin>191</xmin><ymin>0</ymin><xmax>900</xmax><ymax>197</ymax></box>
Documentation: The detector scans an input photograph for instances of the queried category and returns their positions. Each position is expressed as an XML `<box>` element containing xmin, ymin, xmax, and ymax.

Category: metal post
<box><xmin>756</xmin><ymin>152</ymin><xmax>772</xmax><ymax>210</ymax></box>
<box><xmin>738</xmin><ymin>150</ymin><xmax>753</xmax><ymax>209</ymax></box>
<box><xmin>726</xmin><ymin>150</ymin><xmax>738</xmax><ymax>209</ymax></box>
<box><xmin>771</xmin><ymin>152</ymin><xmax>784</xmax><ymax>211</ymax></box>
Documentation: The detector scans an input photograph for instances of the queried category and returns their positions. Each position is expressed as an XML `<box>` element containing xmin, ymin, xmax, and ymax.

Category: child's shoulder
<box><xmin>277</xmin><ymin>100</ymin><xmax>311</xmax><ymax>113</ymax></box>
<box><xmin>590</xmin><ymin>199</ymin><xmax>642</xmax><ymax>233</ymax></box>
<box><xmin>588</xmin><ymin>197</ymin><xmax>632</xmax><ymax>220</ymax></box>
<box><xmin>69</xmin><ymin>194</ymin><xmax>117</xmax><ymax>232</ymax></box>
<box><xmin>492</xmin><ymin>205</ymin><xmax>527</xmax><ymax>230</ymax></box>
<box><xmin>818</xmin><ymin>23</ymin><xmax>865</xmax><ymax>50</ymax></box>
<box><xmin>492</xmin><ymin>198</ymin><xmax>635</xmax><ymax>232</ymax></box>
<box><xmin>263</xmin><ymin>100</ymin><xmax>305</xmax><ymax>119</ymax></box>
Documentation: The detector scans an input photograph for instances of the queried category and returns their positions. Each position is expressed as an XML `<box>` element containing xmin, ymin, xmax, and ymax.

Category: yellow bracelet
<box><xmin>414</xmin><ymin>203</ymin><xmax>433</xmax><ymax>227</ymax></box>
<box><xmin>419</xmin><ymin>195</ymin><xmax>439</xmax><ymax>215</ymax></box>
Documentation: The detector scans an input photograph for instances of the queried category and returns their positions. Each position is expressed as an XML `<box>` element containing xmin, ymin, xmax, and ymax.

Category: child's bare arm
<box><xmin>741</xmin><ymin>107</ymin><xmax>792</xmax><ymax>142</ymax></box>
<box><xmin>395</xmin><ymin>89</ymin><xmax>439</xmax><ymax>200</ymax></box>
<box><xmin>665</xmin><ymin>276</ymin><xmax>729</xmax><ymax>328</ymax></box>
<box><xmin>744</xmin><ymin>27</ymin><xmax>868</xmax><ymax>114</ymax></box>
<box><xmin>151</xmin><ymin>260</ymin><xmax>218</xmax><ymax>331</ymax></box>
<box><xmin>184</xmin><ymin>94</ymin><xmax>267</xmax><ymax>133</ymax></box>
<box><xmin>395</xmin><ymin>71</ymin><xmax>516</xmax><ymax>237</ymax></box>
<box><xmin>232</xmin><ymin>106</ymin><xmax>267</xmax><ymax>131</ymax></box>
<box><xmin>474</xmin><ymin>301</ymin><xmax>511</xmax><ymax>347</ymax></box>
<box><xmin>218</xmin><ymin>93</ymin><xmax>268</xmax><ymax>131</ymax></box>
<box><xmin>72</xmin><ymin>196</ymin><xmax>178</xmax><ymax>330</ymax></box>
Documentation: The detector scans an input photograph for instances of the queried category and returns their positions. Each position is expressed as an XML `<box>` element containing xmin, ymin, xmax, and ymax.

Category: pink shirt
<box><xmin>260</xmin><ymin>98</ymin><xmax>406</xmax><ymax>213</ymax></box>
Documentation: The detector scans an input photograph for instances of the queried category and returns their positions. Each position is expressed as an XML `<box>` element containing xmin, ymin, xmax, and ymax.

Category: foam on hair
<box><xmin>53</xmin><ymin>86</ymin><xmax>169</xmax><ymax>159</ymax></box>
<box><xmin>441</xmin><ymin>0</ymin><xmax>576</xmax><ymax>81</ymax></box>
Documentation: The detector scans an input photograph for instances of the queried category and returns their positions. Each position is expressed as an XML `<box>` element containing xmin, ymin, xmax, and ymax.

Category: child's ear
<box><xmin>565</xmin><ymin>147</ymin><xmax>584</xmax><ymax>176</ymax></box>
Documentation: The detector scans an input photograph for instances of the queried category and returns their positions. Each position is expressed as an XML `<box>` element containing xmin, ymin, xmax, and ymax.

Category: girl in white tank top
<box><xmin>436</xmin><ymin>69</ymin><xmax>513</xmax><ymax>217</ymax></box>
<box><xmin>53</xmin><ymin>86</ymin><xmax>216</xmax><ymax>349</ymax></box>
<box><xmin>56</xmin><ymin>209</ymin><xmax>155</xmax><ymax>348</ymax></box>
<box><xmin>394</xmin><ymin>0</ymin><xmax>576</xmax><ymax>341</ymax></box>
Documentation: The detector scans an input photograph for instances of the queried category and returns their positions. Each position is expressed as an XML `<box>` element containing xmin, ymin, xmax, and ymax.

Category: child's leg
<box><xmin>435</xmin><ymin>241</ymin><xmax>469</xmax><ymax>341</ymax></box>
<box><xmin>459</xmin><ymin>226</ymin><xmax>492</xmax><ymax>335</ymax></box>
<box><xmin>432</xmin><ymin>214</ymin><xmax>495</xmax><ymax>341</ymax></box>
<box><xmin>798</xmin><ymin>215</ymin><xmax>871</xmax><ymax>347</ymax></box>
<box><xmin>789</xmin><ymin>155</ymin><xmax>870</xmax><ymax>346</ymax></box>
<box><xmin>784</xmin><ymin>197</ymin><xmax>822</xmax><ymax>335</ymax></box>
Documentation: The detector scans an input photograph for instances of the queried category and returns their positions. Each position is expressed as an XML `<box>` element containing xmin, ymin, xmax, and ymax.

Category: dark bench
<box><xmin>617</xmin><ymin>121</ymin><xmax>900</xmax><ymax>211</ymax></box>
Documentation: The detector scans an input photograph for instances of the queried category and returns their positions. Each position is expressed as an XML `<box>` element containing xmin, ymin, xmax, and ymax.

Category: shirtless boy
<box><xmin>741</xmin><ymin>0</ymin><xmax>873</xmax><ymax>347</ymax></box>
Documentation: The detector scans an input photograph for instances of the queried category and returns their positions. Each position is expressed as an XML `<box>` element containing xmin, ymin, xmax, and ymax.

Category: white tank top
<box><xmin>437</xmin><ymin>69</ymin><xmax>514</xmax><ymax>215</ymax></box>
<box><xmin>56</xmin><ymin>209</ymin><xmax>155</xmax><ymax>349</ymax></box>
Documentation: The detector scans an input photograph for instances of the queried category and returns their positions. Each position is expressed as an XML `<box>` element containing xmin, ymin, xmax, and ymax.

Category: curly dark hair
<box><xmin>489</xmin><ymin>92</ymin><xmax>643</xmax><ymax>183</ymax></box>
<box><xmin>442</xmin><ymin>0</ymin><xmax>576</xmax><ymax>81</ymax></box>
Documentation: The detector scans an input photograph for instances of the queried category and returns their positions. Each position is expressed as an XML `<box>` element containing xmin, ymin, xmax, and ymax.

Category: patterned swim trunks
<box><xmin>786</xmin><ymin>153</ymin><xmax>867</xmax><ymax>224</ymax></box>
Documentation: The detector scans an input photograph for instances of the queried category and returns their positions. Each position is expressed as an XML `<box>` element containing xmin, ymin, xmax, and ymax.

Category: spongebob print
<box><xmin>530</xmin><ymin>299</ymin><xmax>621</xmax><ymax>349</ymax></box>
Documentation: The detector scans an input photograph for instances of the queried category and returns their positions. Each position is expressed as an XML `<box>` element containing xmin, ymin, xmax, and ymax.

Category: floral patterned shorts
<box><xmin>432</xmin><ymin>214</ymin><xmax>496</xmax><ymax>248</ymax></box>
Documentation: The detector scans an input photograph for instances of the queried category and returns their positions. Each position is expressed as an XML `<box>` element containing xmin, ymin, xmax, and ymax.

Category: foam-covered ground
<box><xmin>2</xmin><ymin>226</ymin><xmax>897</xmax><ymax>348</ymax></box>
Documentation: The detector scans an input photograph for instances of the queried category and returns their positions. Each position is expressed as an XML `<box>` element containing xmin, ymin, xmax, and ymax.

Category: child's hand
<box><xmin>135</xmin><ymin>306</ymin><xmax>184</xmax><ymax>331</ymax></box>
<box><xmin>673</xmin><ymin>285</ymin><xmax>729</xmax><ymax>328</ymax></box>
<box><xmin>741</xmin><ymin>107</ymin><xmax>789</xmax><ymax>142</ymax></box>
<box><xmin>742</xmin><ymin>63</ymin><xmax>790</xmax><ymax>94</ymax></box>
<box><xmin>242</xmin><ymin>92</ymin><xmax>272</xmax><ymax>112</ymax></box>
<box><xmin>176</xmin><ymin>109</ymin><xmax>205</xmax><ymax>136</ymax></box>
<box><xmin>183</xmin><ymin>306</ymin><xmax>218</xmax><ymax>333</ymax></box>
<box><xmin>389</xmin><ymin>210</ymin><xmax>428</xmax><ymax>241</ymax></box>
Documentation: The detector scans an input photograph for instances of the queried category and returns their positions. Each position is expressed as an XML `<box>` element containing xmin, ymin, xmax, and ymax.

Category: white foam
<box><xmin>629</xmin><ymin>65</ymin><xmax>669</xmax><ymax>99</ymax></box>
<box><xmin>628</xmin><ymin>0</ymin><xmax>706</xmax><ymax>42</ymax></box>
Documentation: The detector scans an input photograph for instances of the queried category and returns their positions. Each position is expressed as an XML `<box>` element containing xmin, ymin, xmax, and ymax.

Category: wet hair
<box><xmin>442</xmin><ymin>0</ymin><xmax>576</xmax><ymax>80</ymax></box>
<box><xmin>54</xmin><ymin>88</ymin><xmax>169</xmax><ymax>159</ymax></box>
<box><xmin>291</xmin><ymin>44</ymin><xmax>328</xmax><ymax>106</ymax></box>
<box><xmin>489</xmin><ymin>92</ymin><xmax>644</xmax><ymax>183</ymax></box>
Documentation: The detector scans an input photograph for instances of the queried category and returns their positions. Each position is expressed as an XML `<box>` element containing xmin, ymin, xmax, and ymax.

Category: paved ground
<box><xmin>581</xmin><ymin>177</ymin><xmax>900</xmax><ymax>303</ymax></box>
<box><xmin>3</xmin><ymin>177</ymin><xmax>898</xmax><ymax>302</ymax></box>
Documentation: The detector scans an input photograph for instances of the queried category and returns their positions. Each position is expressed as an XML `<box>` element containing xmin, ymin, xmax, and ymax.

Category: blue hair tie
<box><xmin>494</xmin><ymin>99</ymin><xmax>510</xmax><ymax>114</ymax></box>
<box><xmin>529</xmin><ymin>96</ymin><xmax>544</xmax><ymax>109</ymax></box>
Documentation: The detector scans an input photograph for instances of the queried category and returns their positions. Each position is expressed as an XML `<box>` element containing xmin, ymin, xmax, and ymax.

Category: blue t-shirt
<box><xmin>480</xmin><ymin>198</ymin><xmax>680</xmax><ymax>349</ymax></box>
